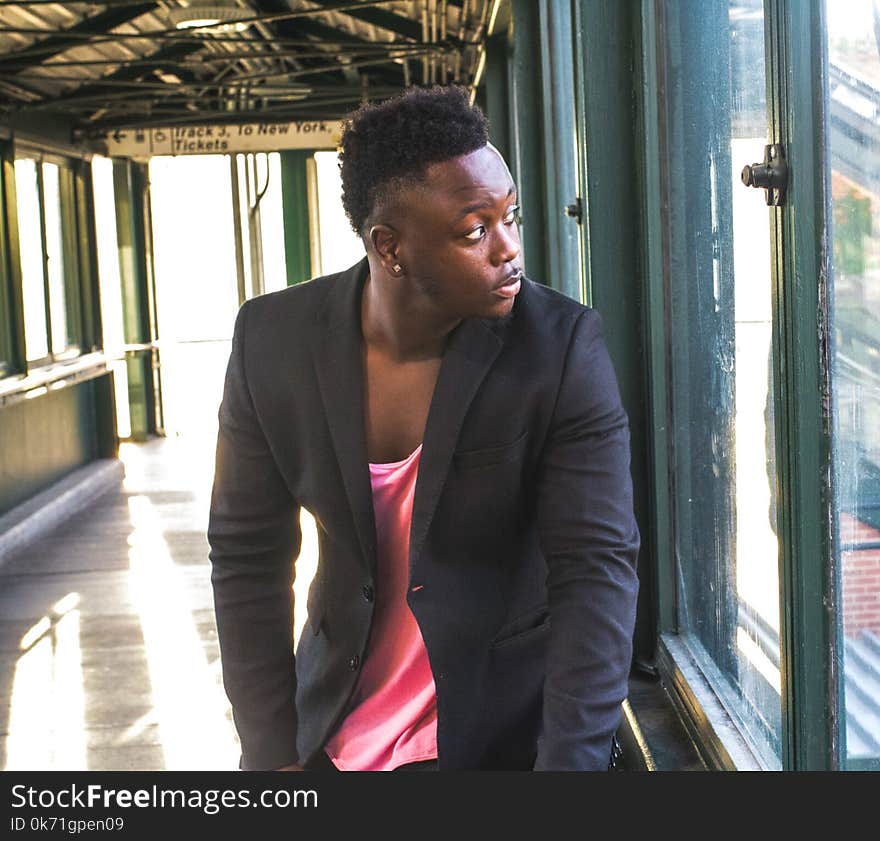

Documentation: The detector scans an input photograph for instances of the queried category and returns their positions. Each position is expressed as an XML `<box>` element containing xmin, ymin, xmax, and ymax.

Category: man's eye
<box><xmin>464</xmin><ymin>225</ymin><xmax>486</xmax><ymax>241</ymax></box>
<box><xmin>504</xmin><ymin>204</ymin><xmax>521</xmax><ymax>224</ymax></box>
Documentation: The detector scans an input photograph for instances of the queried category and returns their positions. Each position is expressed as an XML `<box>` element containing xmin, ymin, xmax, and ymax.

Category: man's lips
<box><xmin>492</xmin><ymin>269</ymin><xmax>523</xmax><ymax>299</ymax></box>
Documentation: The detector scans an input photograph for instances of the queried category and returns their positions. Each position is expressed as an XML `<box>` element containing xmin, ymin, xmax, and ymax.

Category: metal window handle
<box><xmin>741</xmin><ymin>143</ymin><xmax>788</xmax><ymax>206</ymax></box>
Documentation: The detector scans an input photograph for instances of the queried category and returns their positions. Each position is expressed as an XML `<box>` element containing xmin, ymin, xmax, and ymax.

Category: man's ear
<box><xmin>369</xmin><ymin>224</ymin><xmax>401</xmax><ymax>275</ymax></box>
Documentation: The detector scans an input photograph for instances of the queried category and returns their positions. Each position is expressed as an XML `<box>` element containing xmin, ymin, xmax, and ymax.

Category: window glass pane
<box><xmin>663</xmin><ymin>0</ymin><xmax>782</xmax><ymax>766</ymax></box>
<box><xmin>149</xmin><ymin>154</ymin><xmax>238</xmax><ymax>438</ymax></box>
<box><xmin>260</xmin><ymin>152</ymin><xmax>287</xmax><ymax>294</ymax></box>
<box><xmin>41</xmin><ymin>162</ymin><xmax>69</xmax><ymax>354</ymax></box>
<box><xmin>314</xmin><ymin>150</ymin><xmax>366</xmax><ymax>276</ymax></box>
<box><xmin>825</xmin><ymin>0</ymin><xmax>880</xmax><ymax>770</ymax></box>
<box><xmin>14</xmin><ymin>158</ymin><xmax>48</xmax><ymax>363</ymax></box>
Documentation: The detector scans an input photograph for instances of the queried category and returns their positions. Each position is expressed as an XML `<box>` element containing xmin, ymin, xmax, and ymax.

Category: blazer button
<box><xmin>362</xmin><ymin>584</ymin><xmax>374</xmax><ymax>602</ymax></box>
<box><xmin>349</xmin><ymin>654</ymin><xmax>360</xmax><ymax>671</ymax></box>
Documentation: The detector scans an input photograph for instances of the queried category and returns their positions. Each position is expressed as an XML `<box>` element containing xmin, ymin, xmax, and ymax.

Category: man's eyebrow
<box><xmin>452</xmin><ymin>185</ymin><xmax>517</xmax><ymax>220</ymax></box>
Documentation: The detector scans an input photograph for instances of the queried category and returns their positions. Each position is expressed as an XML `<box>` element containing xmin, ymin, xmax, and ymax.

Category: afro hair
<box><xmin>338</xmin><ymin>85</ymin><xmax>490</xmax><ymax>237</ymax></box>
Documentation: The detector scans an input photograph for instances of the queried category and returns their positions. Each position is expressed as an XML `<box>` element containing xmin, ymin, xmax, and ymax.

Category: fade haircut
<box><xmin>338</xmin><ymin>85</ymin><xmax>490</xmax><ymax>237</ymax></box>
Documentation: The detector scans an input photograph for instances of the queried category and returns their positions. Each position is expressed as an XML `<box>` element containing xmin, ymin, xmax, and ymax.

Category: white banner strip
<box><xmin>99</xmin><ymin>120</ymin><xmax>342</xmax><ymax>158</ymax></box>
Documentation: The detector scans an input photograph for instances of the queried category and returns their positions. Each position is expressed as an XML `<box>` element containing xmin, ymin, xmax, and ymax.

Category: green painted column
<box><xmin>637</xmin><ymin>0</ymin><xmax>675</xmax><ymax>637</ymax></box>
<box><xmin>480</xmin><ymin>33</ymin><xmax>512</xmax><ymax>165</ymax></box>
<box><xmin>279</xmin><ymin>150</ymin><xmax>312</xmax><ymax>286</ymax></box>
<box><xmin>73</xmin><ymin>159</ymin><xmax>102</xmax><ymax>352</ymax></box>
<box><xmin>508</xmin><ymin>0</ymin><xmax>548</xmax><ymax>284</ymax></box>
<box><xmin>537</xmin><ymin>0</ymin><xmax>581</xmax><ymax>301</ymax></box>
<box><xmin>112</xmin><ymin>159</ymin><xmax>155</xmax><ymax>441</ymax></box>
<box><xmin>499</xmin><ymin>1</ymin><xmax>580</xmax><ymax>298</ymax></box>
<box><xmin>768</xmin><ymin>0</ymin><xmax>838</xmax><ymax>770</ymax></box>
<box><xmin>572</xmin><ymin>0</ymin><xmax>654</xmax><ymax>664</ymax></box>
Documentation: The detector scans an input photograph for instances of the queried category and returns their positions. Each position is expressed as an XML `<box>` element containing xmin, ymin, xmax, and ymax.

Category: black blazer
<box><xmin>208</xmin><ymin>258</ymin><xmax>639</xmax><ymax>771</ymax></box>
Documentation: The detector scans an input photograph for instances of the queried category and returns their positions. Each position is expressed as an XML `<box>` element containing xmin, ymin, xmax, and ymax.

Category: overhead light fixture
<box><xmin>156</xmin><ymin>71</ymin><xmax>183</xmax><ymax>85</ymax></box>
<box><xmin>168</xmin><ymin>2</ymin><xmax>254</xmax><ymax>32</ymax></box>
<box><xmin>230</xmin><ymin>79</ymin><xmax>313</xmax><ymax>100</ymax></box>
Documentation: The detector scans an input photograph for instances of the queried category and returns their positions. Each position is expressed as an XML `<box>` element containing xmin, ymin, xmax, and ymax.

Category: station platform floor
<box><xmin>0</xmin><ymin>432</ymin><xmax>706</xmax><ymax>773</ymax></box>
<box><xmin>0</xmin><ymin>435</ymin><xmax>317</xmax><ymax>771</ymax></box>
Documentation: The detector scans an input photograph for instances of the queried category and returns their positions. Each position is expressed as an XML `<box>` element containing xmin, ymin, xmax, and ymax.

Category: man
<box><xmin>208</xmin><ymin>85</ymin><xmax>639</xmax><ymax>772</ymax></box>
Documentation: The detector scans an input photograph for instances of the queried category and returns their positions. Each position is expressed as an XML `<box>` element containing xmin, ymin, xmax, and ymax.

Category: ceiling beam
<box><xmin>80</xmin><ymin>87</ymin><xmax>404</xmax><ymax>130</ymax></box>
<box><xmin>251</xmin><ymin>0</ymin><xmax>357</xmax><ymax>85</ymax></box>
<box><xmin>79</xmin><ymin>41</ymin><xmax>203</xmax><ymax>86</ymax></box>
<box><xmin>20</xmin><ymin>45</ymin><xmax>405</xmax><ymax>69</ymax></box>
<box><xmin>29</xmin><ymin>40</ymin><xmax>205</xmax><ymax>113</ymax></box>
<box><xmin>304</xmin><ymin>0</ymin><xmax>424</xmax><ymax>41</ymax></box>
<box><xmin>0</xmin><ymin>3</ymin><xmax>158</xmax><ymax>72</ymax></box>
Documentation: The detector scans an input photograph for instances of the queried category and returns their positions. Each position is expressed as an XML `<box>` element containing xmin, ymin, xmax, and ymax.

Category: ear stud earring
<box><xmin>392</xmin><ymin>264</ymin><xmax>402</xmax><ymax>274</ymax></box>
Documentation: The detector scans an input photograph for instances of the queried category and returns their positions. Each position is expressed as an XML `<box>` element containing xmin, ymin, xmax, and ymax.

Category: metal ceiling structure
<box><xmin>0</xmin><ymin>1</ymin><xmax>502</xmax><ymax>134</ymax></box>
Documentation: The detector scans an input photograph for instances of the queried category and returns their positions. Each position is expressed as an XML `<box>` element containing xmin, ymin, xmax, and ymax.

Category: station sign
<box><xmin>98</xmin><ymin>120</ymin><xmax>342</xmax><ymax>159</ymax></box>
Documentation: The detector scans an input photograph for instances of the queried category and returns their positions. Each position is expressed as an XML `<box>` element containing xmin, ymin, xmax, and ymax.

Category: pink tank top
<box><xmin>324</xmin><ymin>444</ymin><xmax>438</xmax><ymax>770</ymax></box>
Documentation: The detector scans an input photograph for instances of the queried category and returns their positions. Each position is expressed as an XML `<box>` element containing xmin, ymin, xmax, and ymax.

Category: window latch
<box><xmin>564</xmin><ymin>197</ymin><xmax>583</xmax><ymax>224</ymax></box>
<box><xmin>741</xmin><ymin>143</ymin><xmax>788</xmax><ymax>207</ymax></box>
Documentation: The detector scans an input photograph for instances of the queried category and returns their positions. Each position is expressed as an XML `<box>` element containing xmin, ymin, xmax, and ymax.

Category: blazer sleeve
<box><xmin>208</xmin><ymin>301</ymin><xmax>303</xmax><ymax>770</ymax></box>
<box><xmin>533</xmin><ymin>308</ymin><xmax>640</xmax><ymax>771</ymax></box>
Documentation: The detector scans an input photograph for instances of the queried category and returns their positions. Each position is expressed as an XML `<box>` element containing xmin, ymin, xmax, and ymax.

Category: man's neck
<box><xmin>360</xmin><ymin>270</ymin><xmax>460</xmax><ymax>362</ymax></box>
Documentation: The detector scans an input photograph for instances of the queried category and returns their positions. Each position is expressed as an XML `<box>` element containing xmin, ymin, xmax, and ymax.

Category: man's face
<box><xmin>392</xmin><ymin>144</ymin><xmax>523</xmax><ymax>321</ymax></box>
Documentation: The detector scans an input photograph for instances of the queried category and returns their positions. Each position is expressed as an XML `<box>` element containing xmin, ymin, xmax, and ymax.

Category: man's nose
<box><xmin>492</xmin><ymin>223</ymin><xmax>520</xmax><ymax>265</ymax></box>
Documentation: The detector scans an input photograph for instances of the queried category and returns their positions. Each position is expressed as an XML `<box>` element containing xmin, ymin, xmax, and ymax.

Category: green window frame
<box><xmin>634</xmin><ymin>0</ymin><xmax>839</xmax><ymax>770</ymax></box>
<box><xmin>9</xmin><ymin>148</ymin><xmax>90</xmax><ymax>372</ymax></box>
<box><xmin>482</xmin><ymin>0</ymin><xmax>866</xmax><ymax>770</ymax></box>
<box><xmin>0</xmin><ymin>141</ymin><xmax>23</xmax><ymax>379</ymax></box>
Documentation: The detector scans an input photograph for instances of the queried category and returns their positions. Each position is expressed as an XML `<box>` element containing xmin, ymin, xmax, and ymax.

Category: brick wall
<box><xmin>841</xmin><ymin>512</ymin><xmax>880</xmax><ymax>636</ymax></box>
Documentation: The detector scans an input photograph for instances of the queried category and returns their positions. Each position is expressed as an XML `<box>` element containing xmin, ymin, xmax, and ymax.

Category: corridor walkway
<box><xmin>0</xmin><ymin>434</ymin><xmax>317</xmax><ymax>771</ymax></box>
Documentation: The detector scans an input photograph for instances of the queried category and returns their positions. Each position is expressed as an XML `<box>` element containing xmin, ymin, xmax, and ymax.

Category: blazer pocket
<box><xmin>453</xmin><ymin>430</ymin><xmax>528</xmax><ymax>471</ymax></box>
<box><xmin>490</xmin><ymin>606</ymin><xmax>550</xmax><ymax>650</ymax></box>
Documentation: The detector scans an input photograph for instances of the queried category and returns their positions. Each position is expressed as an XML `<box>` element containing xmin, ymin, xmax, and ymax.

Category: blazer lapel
<box><xmin>311</xmin><ymin>258</ymin><xmax>378</xmax><ymax>575</ymax></box>
<box><xmin>408</xmin><ymin>316</ymin><xmax>504</xmax><ymax>568</ymax></box>
<box><xmin>311</xmin><ymin>256</ymin><xmax>507</xmax><ymax>575</ymax></box>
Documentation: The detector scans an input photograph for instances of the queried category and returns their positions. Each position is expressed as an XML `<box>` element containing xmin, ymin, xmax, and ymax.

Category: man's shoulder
<box><xmin>519</xmin><ymin>278</ymin><xmax>589</xmax><ymax>314</ymax></box>
<box><xmin>240</xmin><ymin>259</ymin><xmax>364</xmax><ymax>329</ymax></box>
<box><xmin>244</xmin><ymin>265</ymin><xmax>349</xmax><ymax>314</ymax></box>
<box><xmin>511</xmin><ymin>277</ymin><xmax>596</xmax><ymax>336</ymax></box>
